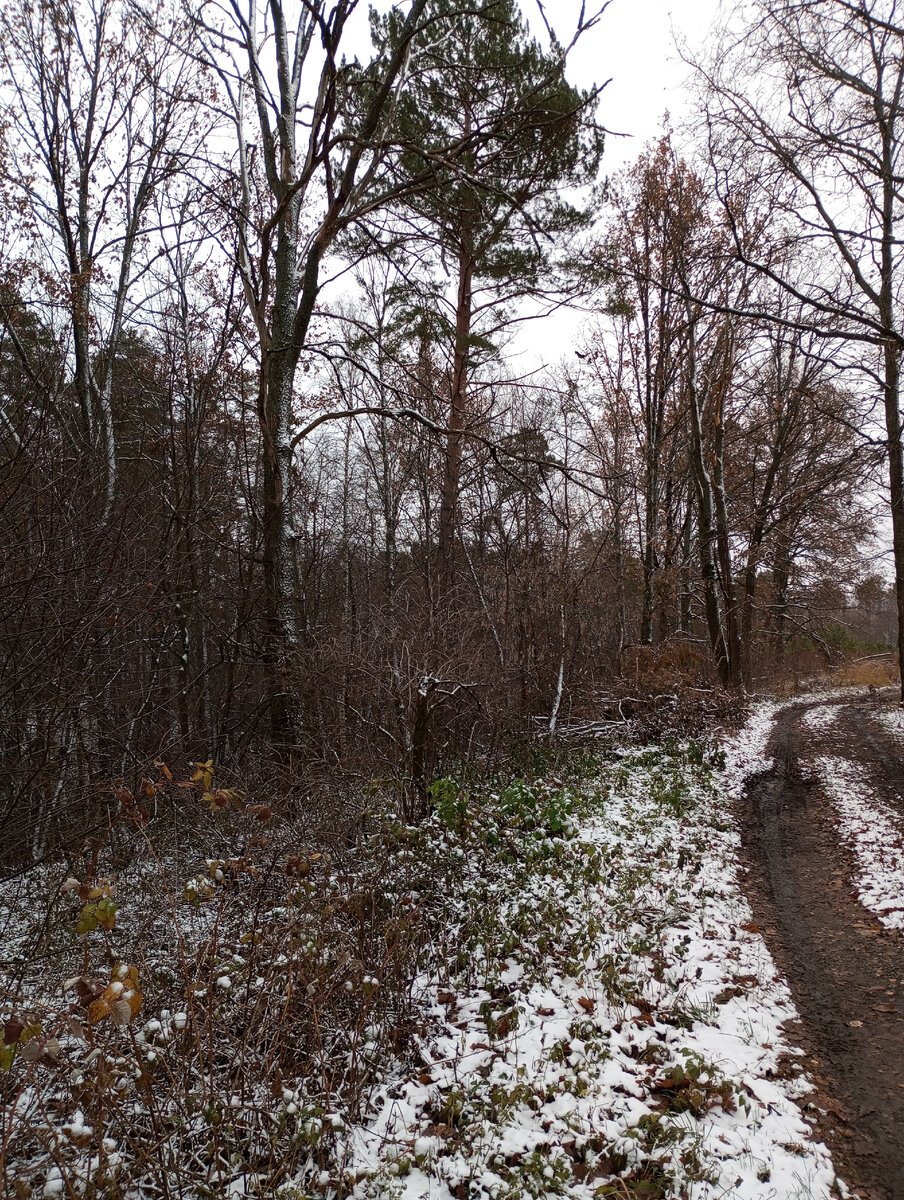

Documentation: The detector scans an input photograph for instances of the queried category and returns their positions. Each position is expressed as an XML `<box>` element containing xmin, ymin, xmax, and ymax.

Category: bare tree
<box><xmin>189</xmin><ymin>0</ymin><xmax>448</xmax><ymax>745</ymax></box>
<box><xmin>0</xmin><ymin>0</ymin><xmax>202</xmax><ymax>518</ymax></box>
<box><xmin>697</xmin><ymin>0</ymin><xmax>904</xmax><ymax>696</ymax></box>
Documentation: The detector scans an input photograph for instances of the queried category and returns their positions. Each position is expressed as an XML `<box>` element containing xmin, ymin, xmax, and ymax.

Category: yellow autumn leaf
<box><xmin>87</xmin><ymin>998</ymin><xmax>110</xmax><ymax>1025</ymax></box>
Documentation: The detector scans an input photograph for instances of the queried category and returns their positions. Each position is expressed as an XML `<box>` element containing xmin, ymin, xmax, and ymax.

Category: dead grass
<box><xmin>831</xmin><ymin>656</ymin><xmax>899</xmax><ymax>689</ymax></box>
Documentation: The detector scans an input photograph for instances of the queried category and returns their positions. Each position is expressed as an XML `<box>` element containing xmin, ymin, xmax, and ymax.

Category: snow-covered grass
<box><xmin>811</xmin><ymin>755</ymin><xmax>904</xmax><ymax>933</ymax></box>
<box><xmin>0</xmin><ymin>710</ymin><xmax>843</xmax><ymax>1199</ymax></box>
<box><xmin>343</xmin><ymin>724</ymin><xmax>840</xmax><ymax>1200</ymax></box>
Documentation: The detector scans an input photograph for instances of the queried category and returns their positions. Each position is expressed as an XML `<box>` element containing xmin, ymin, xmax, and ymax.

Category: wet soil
<box><xmin>741</xmin><ymin>696</ymin><xmax>904</xmax><ymax>1199</ymax></box>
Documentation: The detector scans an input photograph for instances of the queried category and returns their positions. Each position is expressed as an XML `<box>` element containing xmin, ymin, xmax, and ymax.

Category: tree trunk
<box><xmin>679</xmin><ymin>497</ymin><xmax>692</xmax><ymax>637</ymax></box>
<box><xmin>711</xmin><ymin>383</ymin><xmax>744</xmax><ymax>691</ymax></box>
<box><xmin>882</xmin><ymin>337</ymin><xmax>904</xmax><ymax>700</ymax></box>
<box><xmin>260</xmin><ymin>235</ymin><xmax>303</xmax><ymax>745</ymax></box>
<box><xmin>437</xmin><ymin>233</ymin><xmax>474</xmax><ymax>601</ymax></box>
<box><xmin>686</xmin><ymin>316</ymin><xmax>730</xmax><ymax>686</ymax></box>
<box><xmin>770</xmin><ymin>535</ymin><xmax>791</xmax><ymax>668</ymax></box>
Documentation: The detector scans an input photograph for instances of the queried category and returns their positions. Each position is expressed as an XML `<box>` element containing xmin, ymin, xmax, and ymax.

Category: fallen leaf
<box><xmin>3</xmin><ymin>1017</ymin><xmax>23</xmax><ymax>1046</ymax></box>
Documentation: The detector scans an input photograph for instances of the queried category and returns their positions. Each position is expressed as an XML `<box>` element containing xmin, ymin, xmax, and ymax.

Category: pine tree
<box><xmin>365</xmin><ymin>0</ymin><xmax>605</xmax><ymax>595</ymax></box>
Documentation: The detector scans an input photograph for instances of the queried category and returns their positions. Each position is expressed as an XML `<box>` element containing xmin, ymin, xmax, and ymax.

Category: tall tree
<box><xmin>193</xmin><ymin>0</ymin><xmax>442</xmax><ymax>744</ymax></box>
<box><xmin>602</xmin><ymin>138</ymin><xmax>691</xmax><ymax>647</ymax></box>
<box><xmin>369</xmin><ymin>0</ymin><xmax>605</xmax><ymax>599</ymax></box>
<box><xmin>0</xmin><ymin>0</ymin><xmax>201</xmax><ymax>518</ymax></box>
<box><xmin>697</xmin><ymin>0</ymin><xmax>904</xmax><ymax>698</ymax></box>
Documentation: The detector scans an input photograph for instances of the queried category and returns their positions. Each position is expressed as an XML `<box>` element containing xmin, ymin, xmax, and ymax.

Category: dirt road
<box><xmin>742</xmin><ymin>695</ymin><xmax>904</xmax><ymax>1200</ymax></box>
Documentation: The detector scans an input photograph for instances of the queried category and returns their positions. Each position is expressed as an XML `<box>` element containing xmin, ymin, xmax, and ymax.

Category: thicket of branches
<box><xmin>0</xmin><ymin>0</ymin><xmax>896</xmax><ymax>864</ymax></box>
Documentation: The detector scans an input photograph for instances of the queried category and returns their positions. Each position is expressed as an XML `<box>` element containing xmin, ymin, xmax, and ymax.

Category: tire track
<box><xmin>742</xmin><ymin>698</ymin><xmax>904</xmax><ymax>1200</ymax></box>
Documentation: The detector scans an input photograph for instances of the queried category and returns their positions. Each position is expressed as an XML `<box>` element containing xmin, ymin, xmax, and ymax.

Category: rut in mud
<box><xmin>742</xmin><ymin>697</ymin><xmax>904</xmax><ymax>1200</ymax></box>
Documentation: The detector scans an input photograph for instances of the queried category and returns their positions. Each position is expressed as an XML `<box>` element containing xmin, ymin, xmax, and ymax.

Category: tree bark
<box><xmin>686</xmin><ymin>315</ymin><xmax>731</xmax><ymax>686</ymax></box>
<box><xmin>437</xmin><ymin>232</ymin><xmax>474</xmax><ymax>601</ymax></box>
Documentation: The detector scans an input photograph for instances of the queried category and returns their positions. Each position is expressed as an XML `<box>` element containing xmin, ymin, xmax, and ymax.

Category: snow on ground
<box><xmin>873</xmin><ymin>705</ymin><xmax>904</xmax><ymax>744</ymax></box>
<box><xmin>344</xmin><ymin>709</ymin><xmax>841</xmax><ymax>1200</ymax></box>
<box><xmin>799</xmin><ymin>704</ymin><xmax>842</xmax><ymax>733</ymax></box>
<box><xmin>811</xmin><ymin>754</ymin><xmax>904</xmax><ymax>933</ymax></box>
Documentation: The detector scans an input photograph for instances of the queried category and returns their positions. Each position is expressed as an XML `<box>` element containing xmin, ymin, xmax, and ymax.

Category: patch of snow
<box><xmin>873</xmin><ymin>705</ymin><xmax>904</xmax><ymax>744</ymax></box>
<box><xmin>799</xmin><ymin>705</ymin><xmax>842</xmax><ymax>733</ymax></box>
<box><xmin>813</xmin><ymin>755</ymin><xmax>904</xmax><ymax>932</ymax></box>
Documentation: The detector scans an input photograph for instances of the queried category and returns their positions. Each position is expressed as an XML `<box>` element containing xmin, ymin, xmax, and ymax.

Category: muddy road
<box><xmin>742</xmin><ymin>696</ymin><xmax>904</xmax><ymax>1200</ymax></box>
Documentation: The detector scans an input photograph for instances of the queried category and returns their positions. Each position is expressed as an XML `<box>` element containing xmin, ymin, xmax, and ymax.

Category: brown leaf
<box><xmin>3</xmin><ymin>1016</ymin><xmax>24</xmax><ymax>1046</ymax></box>
<box><xmin>495</xmin><ymin>1013</ymin><xmax>514</xmax><ymax>1037</ymax></box>
<box><xmin>577</xmin><ymin>996</ymin><xmax>595</xmax><ymax>1013</ymax></box>
<box><xmin>19</xmin><ymin>1040</ymin><xmax>42</xmax><ymax>1062</ymax></box>
<box><xmin>75</xmin><ymin>978</ymin><xmax>102</xmax><ymax>1008</ymax></box>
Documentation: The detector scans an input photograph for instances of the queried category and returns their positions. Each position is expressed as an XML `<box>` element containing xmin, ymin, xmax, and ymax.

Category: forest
<box><xmin>3</xmin><ymin>1</ymin><xmax>904</xmax><ymax>1198</ymax></box>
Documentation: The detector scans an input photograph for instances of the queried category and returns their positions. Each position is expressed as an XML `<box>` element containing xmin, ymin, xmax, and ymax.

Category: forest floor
<box><xmin>5</xmin><ymin>693</ymin><xmax>904</xmax><ymax>1199</ymax></box>
<box><xmin>741</xmin><ymin>691</ymin><xmax>904</xmax><ymax>1200</ymax></box>
<box><xmin>345</xmin><ymin>712</ymin><xmax>840</xmax><ymax>1200</ymax></box>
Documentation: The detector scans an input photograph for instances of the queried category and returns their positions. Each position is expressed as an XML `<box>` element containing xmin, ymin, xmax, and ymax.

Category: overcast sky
<box><xmin>508</xmin><ymin>0</ymin><xmax>722</xmax><ymax>373</ymax></box>
<box><xmin>539</xmin><ymin>0</ymin><xmax>721</xmax><ymax>171</ymax></box>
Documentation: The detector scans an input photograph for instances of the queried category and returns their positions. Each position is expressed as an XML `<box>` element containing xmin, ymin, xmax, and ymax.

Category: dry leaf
<box><xmin>87</xmin><ymin>998</ymin><xmax>110</xmax><ymax>1025</ymax></box>
<box><xmin>110</xmin><ymin>999</ymin><xmax>133</xmax><ymax>1027</ymax></box>
<box><xmin>3</xmin><ymin>1016</ymin><xmax>24</xmax><ymax>1046</ymax></box>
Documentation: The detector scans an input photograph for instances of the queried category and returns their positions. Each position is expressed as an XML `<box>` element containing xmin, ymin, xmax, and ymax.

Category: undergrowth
<box><xmin>0</xmin><ymin>738</ymin><xmax>819</xmax><ymax>1199</ymax></box>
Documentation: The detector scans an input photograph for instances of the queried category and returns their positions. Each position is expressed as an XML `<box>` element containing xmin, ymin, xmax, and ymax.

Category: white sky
<box><xmin>510</xmin><ymin>0</ymin><xmax>723</xmax><ymax>372</ymax></box>
<box><xmin>541</xmin><ymin>0</ymin><xmax>721</xmax><ymax>172</ymax></box>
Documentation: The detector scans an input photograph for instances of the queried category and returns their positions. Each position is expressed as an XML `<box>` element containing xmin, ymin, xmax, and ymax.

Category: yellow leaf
<box><xmin>87</xmin><ymin>999</ymin><xmax>110</xmax><ymax>1025</ymax></box>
